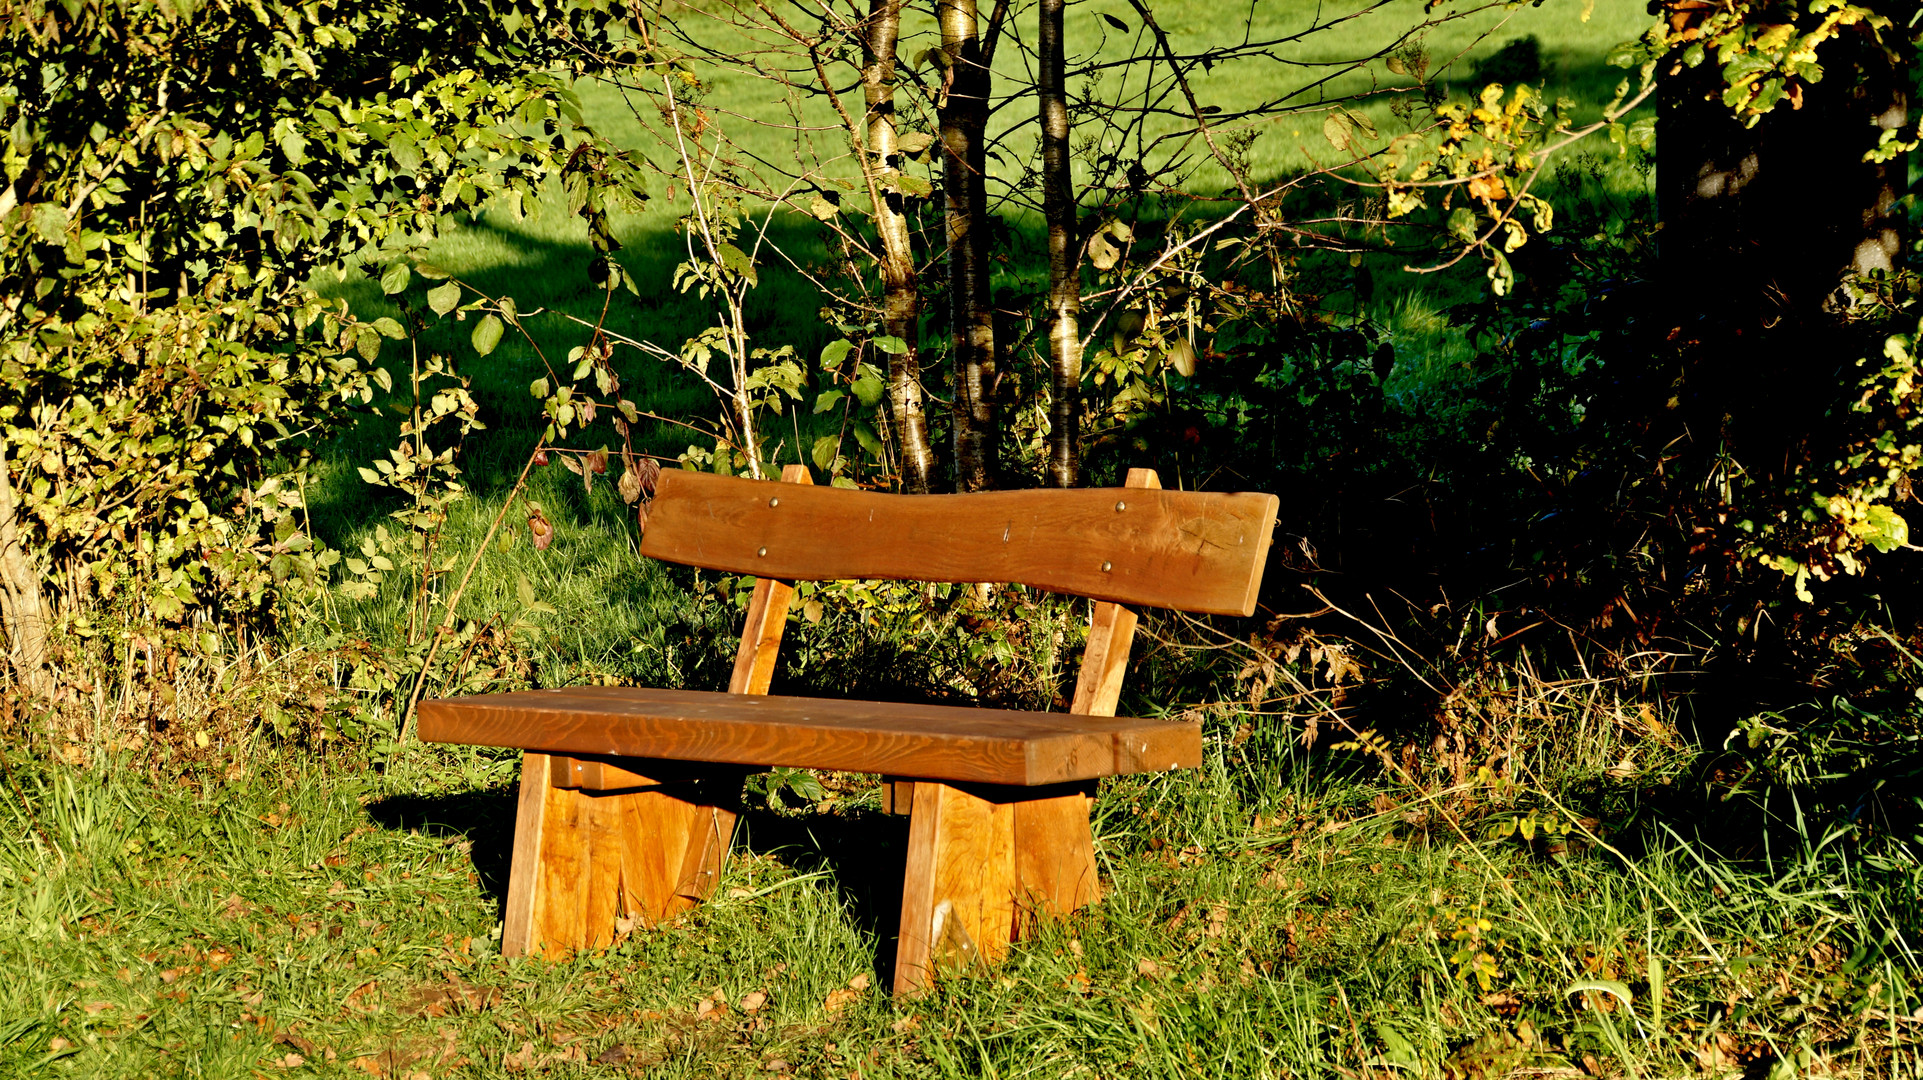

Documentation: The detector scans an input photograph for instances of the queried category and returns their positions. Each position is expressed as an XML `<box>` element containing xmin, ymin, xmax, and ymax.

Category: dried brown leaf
<box><xmin>527</xmin><ymin>510</ymin><xmax>553</xmax><ymax>552</ymax></box>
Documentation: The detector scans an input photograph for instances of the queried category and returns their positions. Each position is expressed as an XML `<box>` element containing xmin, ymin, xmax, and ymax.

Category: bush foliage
<box><xmin>0</xmin><ymin>0</ymin><xmax>648</xmax><ymax>636</ymax></box>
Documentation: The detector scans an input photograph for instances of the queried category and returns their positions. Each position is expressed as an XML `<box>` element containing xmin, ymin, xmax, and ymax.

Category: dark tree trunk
<box><xmin>1628</xmin><ymin>14</ymin><xmax>1917</xmax><ymax>732</ymax></box>
<box><xmin>1039</xmin><ymin>0</ymin><xmax>1080</xmax><ymax>488</ymax></box>
<box><xmin>938</xmin><ymin>0</ymin><xmax>997</xmax><ymax>491</ymax></box>
<box><xmin>863</xmin><ymin>0</ymin><xmax>937</xmax><ymax>493</ymax></box>
<box><xmin>1655</xmin><ymin>22</ymin><xmax>1909</xmax><ymax>474</ymax></box>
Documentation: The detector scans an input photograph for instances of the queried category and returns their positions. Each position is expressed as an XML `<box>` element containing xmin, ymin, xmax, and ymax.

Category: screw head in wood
<box><xmin>757</xmin><ymin>546</ymin><xmax>768</xmax><ymax>557</ymax></box>
<box><xmin>1101</xmin><ymin>560</ymin><xmax>1112</xmax><ymax>572</ymax></box>
<box><xmin>769</xmin><ymin>497</ymin><xmax>780</xmax><ymax>507</ymax></box>
<box><xmin>1115</xmin><ymin>500</ymin><xmax>1127</xmax><ymax>511</ymax></box>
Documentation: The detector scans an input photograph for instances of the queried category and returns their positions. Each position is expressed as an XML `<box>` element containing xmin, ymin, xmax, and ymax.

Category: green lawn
<box><xmin>5</xmin><ymin>731</ymin><xmax>1913</xmax><ymax>1078</ymax></box>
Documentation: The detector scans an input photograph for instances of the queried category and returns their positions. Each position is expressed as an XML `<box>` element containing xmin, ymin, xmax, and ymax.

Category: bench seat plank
<box><xmin>418</xmin><ymin>687</ymin><xmax>1200</xmax><ymax>786</ymax></box>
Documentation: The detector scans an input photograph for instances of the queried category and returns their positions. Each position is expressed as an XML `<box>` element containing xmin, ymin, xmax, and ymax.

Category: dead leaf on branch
<box><xmin>527</xmin><ymin>509</ymin><xmax>553</xmax><ymax>551</ymax></box>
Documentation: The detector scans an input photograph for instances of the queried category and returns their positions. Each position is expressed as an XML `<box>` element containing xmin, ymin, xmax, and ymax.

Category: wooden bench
<box><xmin>418</xmin><ymin>465</ymin><xmax>1278</xmax><ymax>993</ymax></box>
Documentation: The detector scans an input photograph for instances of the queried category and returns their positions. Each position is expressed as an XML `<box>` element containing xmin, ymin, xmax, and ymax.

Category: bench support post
<box><xmin>892</xmin><ymin>469</ymin><xmax>1159</xmax><ymax>992</ymax></box>
<box><xmin>501</xmin><ymin>752</ymin><xmax>739</xmax><ymax>959</ymax></box>
<box><xmin>892</xmin><ymin>780</ymin><xmax>1098</xmax><ymax>994</ymax></box>
<box><xmin>500</xmin><ymin>465</ymin><xmax>813</xmax><ymax>960</ymax></box>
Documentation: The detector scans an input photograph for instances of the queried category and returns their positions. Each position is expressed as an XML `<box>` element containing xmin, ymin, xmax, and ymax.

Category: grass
<box><xmin>3</xmin><ymin>716</ymin><xmax>1917</xmax><ymax>1079</ymax></box>
<box><xmin>606</xmin><ymin>0</ymin><xmax>1657</xmax><ymax>197</ymax></box>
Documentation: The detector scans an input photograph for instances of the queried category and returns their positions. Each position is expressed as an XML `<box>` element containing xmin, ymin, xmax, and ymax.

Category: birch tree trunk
<box><xmin>863</xmin><ymin>0</ymin><xmax>937</xmax><ymax>493</ymax></box>
<box><xmin>938</xmin><ymin>0</ymin><xmax>997</xmax><ymax>491</ymax></box>
<box><xmin>1039</xmin><ymin>0</ymin><xmax>1079</xmax><ymax>488</ymax></box>
<box><xmin>0</xmin><ymin>440</ymin><xmax>52</xmax><ymax>699</ymax></box>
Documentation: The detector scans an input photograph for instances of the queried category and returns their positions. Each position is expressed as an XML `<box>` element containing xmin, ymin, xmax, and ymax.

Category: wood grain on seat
<box><xmin>639</xmin><ymin>470</ymin><xmax>1278</xmax><ymax>617</ymax></box>
<box><xmin>417</xmin><ymin>687</ymin><xmax>1200</xmax><ymax>786</ymax></box>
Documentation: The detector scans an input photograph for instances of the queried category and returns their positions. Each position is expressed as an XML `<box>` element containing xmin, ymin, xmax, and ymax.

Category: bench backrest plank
<box><xmin>640</xmin><ymin>469</ymin><xmax>1279</xmax><ymax>617</ymax></box>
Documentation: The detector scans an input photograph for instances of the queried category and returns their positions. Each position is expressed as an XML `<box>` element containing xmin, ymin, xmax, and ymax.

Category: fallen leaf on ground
<box><xmin>276</xmin><ymin>1053</ymin><xmax>305</xmax><ymax>1068</ymax></box>
<box><xmin>848</xmin><ymin>973</ymin><xmax>871</xmax><ymax>991</ymax></box>
<box><xmin>344</xmin><ymin>981</ymin><xmax>381</xmax><ymax>1012</ymax></box>
<box><xmin>1480</xmin><ymin>990</ymin><xmax>1522</xmax><ymax>1014</ymax></box>
<box><xmin>275</xmin><ymin>1026</ymin><xmax>318</xmax><ymax>1057</ymax></box>
<box><xmin>346</xmin><ymin>1034</ymin><xmax>455</xmax><ymax>1077</ymax></box>
<box><xmin>740</xmin><ymin>990</ymin><xmax>768</xmax><ymax>1013</ymax></box>
<box><xmin>824</xmin><ymin>988</ymin><xmax>861</xmax><ymax>1014</ymax></box>
<box><xmin>1136</xmin><ymin>958</ymin><xmax>1164</xmax><ymax>978</ymax></box>
<box><xmin>695</xmin><ymin>988</ymin><xmax>729</xmax><ymax>1021</ymax></box>
<box><xmin>400</xmin><ymin>977</ymin><xmax>497</xmax><ymax>1018</ymax></box>
<box><xmin>503</xmin><ymin>1042</ymin><xmax>536</xmax><ymax>1072</ymax></box>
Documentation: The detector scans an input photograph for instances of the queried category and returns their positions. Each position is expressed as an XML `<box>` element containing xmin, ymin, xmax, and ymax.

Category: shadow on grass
<box><xmin>362</xmin><ymin>787</ymin><xmax>520</xmax><ymax>909</ymax></box>
<box><xmin>736</xmin><ymin>807</ymin><xmax>913</xmax><ymax>986</ymax></box>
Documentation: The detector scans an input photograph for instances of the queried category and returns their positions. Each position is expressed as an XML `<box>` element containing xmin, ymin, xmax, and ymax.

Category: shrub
<box><xmin>0</xmin><ymin>0</ymin><xmax>649</xmax><ymax>691</ymax></box>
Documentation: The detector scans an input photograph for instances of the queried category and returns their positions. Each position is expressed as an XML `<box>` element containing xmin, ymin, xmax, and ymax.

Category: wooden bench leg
<box><xmin>1012</xmin><ymin>785</ymin><xmax>1101</xmax><ymax>928</ymax></box>
<box><xmin>502</xmin><ymin>752</ymin><xmax>738</xmax><ymax>959</ymax></box>
<box><xmin>893</xmin><ymin>781</ymin><xmax>1099</xmax><ymax>994</ymax></box>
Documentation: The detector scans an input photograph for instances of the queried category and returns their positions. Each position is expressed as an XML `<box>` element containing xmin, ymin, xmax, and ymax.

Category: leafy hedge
<box><xmin>0</xmin><ymin>0</ymin><xmax>649</xmax><ymax>655</ymax></box>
